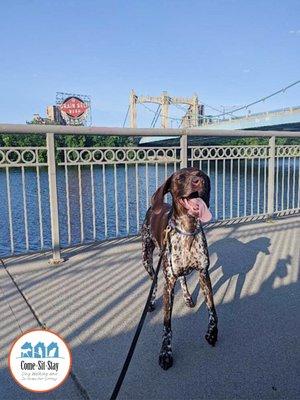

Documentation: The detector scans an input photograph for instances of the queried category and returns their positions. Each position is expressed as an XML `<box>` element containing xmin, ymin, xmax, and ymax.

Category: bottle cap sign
<box><xmin>60</xmin><ymin>96</ymin><xmax>88</xmax><ymax>118</ymax></box>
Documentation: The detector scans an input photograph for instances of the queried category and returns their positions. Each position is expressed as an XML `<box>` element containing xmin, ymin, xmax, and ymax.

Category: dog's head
<box><xmin>151</xmin><ymin>167</ymin><xmax>211</xmax><ymax>220</ymax></box>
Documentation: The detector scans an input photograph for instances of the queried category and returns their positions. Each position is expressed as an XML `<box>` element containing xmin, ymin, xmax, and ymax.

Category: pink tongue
<box><xmin>183</xmin><ymin>197</ymin><xmax>212</xmax><ymax>223</ymax></box>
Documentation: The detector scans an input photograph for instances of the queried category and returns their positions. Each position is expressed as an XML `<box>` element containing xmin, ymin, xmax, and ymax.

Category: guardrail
<box><xmin>0</xmin><ymin>124</ymin><xmax>299</xmax><ymax>263</ymax></box>
<box><xmin>201</xmin><ymin>105</ymin><xmax>300</xmax><ymax>125</ymax></box>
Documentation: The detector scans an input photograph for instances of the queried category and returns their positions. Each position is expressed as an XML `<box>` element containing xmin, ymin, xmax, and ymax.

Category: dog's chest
<box><xmin>166</xmin><ymin>230</ymin><xmax>209</xmax><ymax>277</ymax></box>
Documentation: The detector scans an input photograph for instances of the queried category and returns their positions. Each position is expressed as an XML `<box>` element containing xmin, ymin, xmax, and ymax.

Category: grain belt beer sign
<box><xmin>60</xmin><ymin>96</ymin><xmax>88</xmax><ymax>119</ymax></box>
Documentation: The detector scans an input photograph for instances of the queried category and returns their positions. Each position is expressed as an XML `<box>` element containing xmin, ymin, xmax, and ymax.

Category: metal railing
<box><xmin>201</xmin><ymin>105</ymin><xmax>300</xmax><ymax>125</ymax></box>
<box><xmin>0</xmin><ymin>124</ymin><xmax>299</xmax><ymax>262</ymax></box>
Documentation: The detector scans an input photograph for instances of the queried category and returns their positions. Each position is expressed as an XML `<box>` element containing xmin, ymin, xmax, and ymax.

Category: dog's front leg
<box><xmin>199</xmin><ymin>268</ymin><xmax>218</xmax><ymax>346</ymax></box>
<box><xmin>179</xmin><ymin>276</ymin><xmax>195</xmax><ymax>308</ymax></box>
<box><xmin>141</xmin><ymin>226</ymin><xmax>155</xmax><ymax>279</ymax></box>
<box><xmin>159</xmin><ymin>274</ymin><xmax>176</xmax><ymax>370</ymax></box>
<box><xmin>141</xmin><ymin>225</ymin><xmax>157</xmax><ymax>312</ymax></box>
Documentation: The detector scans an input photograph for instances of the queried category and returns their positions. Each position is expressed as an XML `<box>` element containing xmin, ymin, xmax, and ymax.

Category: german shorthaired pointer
<box><xmin>141</xmin><ymin>167</ymin><xmax>218</xmax><ymax>370</ymax></box>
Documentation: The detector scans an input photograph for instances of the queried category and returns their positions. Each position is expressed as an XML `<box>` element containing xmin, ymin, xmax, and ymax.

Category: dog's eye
<box><xmin>177</xmin><ymin>174</ymin><xmax>185</xmax><ymax>182</ymax></box>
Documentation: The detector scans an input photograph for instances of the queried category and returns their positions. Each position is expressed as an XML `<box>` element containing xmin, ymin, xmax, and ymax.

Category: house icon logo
<box><xmin>20</xmin><ymin>340</ymin><xmax>60</xmax><ymax>358</ymax></box>
<box><xmin>8</xmin><ymin>329</ymin><xmax>72</xmax><ymax>392</ymax></box>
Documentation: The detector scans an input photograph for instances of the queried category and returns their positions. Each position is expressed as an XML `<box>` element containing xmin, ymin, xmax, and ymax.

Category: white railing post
<box><xmin>46</xmin><ymin>132</ymin><xmax>64</xmax><ymax>264</ymax></box>
<box><xmin>267</xmin><ymin>136</ymin><xmax>276</xmax><ymax>219</ymax></box>
<box><xmin>180</xmin><ymin>133</ymin><xmax>188</xmax><ymax>168</ymax></box>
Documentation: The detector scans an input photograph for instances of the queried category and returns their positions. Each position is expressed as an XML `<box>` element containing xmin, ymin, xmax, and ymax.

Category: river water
<box><xmin>0</xmin><ymin>159</ymin><xmax>298</xmax><ymax>257</ymax></box>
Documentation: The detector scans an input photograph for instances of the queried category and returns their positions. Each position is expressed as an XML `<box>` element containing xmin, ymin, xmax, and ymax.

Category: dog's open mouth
<box><xmin>179</xmin><ymin>192</ymin><xmax>212</xmax><ymax>222</ymax></box>
<box><xmin>186</xmin><ymin>191</ymin><xmax>200</xmax><ymax>200</ymax></box>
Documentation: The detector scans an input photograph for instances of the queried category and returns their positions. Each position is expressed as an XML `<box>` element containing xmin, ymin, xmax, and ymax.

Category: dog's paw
<box><xmin>159</xmin><ymin>351</ymin><xmax>173</xmax><ymax>370</ymax></box>
<box><xmin>184</xmin><ymin>297</ymin><xmax>195</xmax><ymax>308</ymax></box>
<box><xmin>148</xmin><ymin>302</ymin><xmax>156</xmax><ymax>312</ymax></box>
<box><xmin>205</xmin><ymin>327</ymin><xmax>218</xmax><ymax>347</ymax></box>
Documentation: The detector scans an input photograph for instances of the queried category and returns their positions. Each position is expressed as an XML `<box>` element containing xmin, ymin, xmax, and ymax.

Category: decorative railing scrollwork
<box><xmin>57</xmin><ymin>147</ymin><xmax>180</xmax><ymax>165</ymax></box>
<box><xmin>276</xmin><ymin>145</ymin><xmax>300</xmax><ymax>158</ymax></box>
<box><xmin>0</xmin><ymin>147</ymin><xmax>48</xmax><ymax>167</ymax></box>
<box><xmin>189</xmin><ymin>145</ymin><xmax>269</xmax><ymax>160</ymax></box>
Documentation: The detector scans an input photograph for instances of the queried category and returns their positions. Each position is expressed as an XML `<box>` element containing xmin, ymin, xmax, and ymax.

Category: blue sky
<box><xmin>0</xmin><ymin>0</ymin><xmax>299</xmax><ymax>126</ymax></box>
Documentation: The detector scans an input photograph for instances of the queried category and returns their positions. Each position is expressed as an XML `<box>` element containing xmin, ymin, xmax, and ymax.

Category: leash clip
<box><xmin>163</xmin><ymin>225</ymin><xmax>172</xmax><ymax>247</ymax></box>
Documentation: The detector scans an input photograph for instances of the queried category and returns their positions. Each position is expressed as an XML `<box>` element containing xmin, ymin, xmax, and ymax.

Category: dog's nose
<box><xmin>192</xmin><ymin>177</ymin><xmax>200</xmax><ymax>185</ymax></box>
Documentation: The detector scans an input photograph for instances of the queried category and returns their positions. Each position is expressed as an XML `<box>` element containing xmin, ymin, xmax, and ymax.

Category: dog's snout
<box><xmin>192</xmin><ymin>177</ymin><xmax>201</xmax><ymax>185</ymax></box>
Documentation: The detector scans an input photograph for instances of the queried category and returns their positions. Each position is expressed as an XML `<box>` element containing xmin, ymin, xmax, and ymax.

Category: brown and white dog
<box><xmin>141</xmin><ymin>167</ymin><xmax>218</xmax><ymax>370</ymax></box>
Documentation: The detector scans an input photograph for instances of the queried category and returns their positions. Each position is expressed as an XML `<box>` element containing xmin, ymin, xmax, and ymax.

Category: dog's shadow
<box><xmin>191</xmin><ymin>236</ymin><xmax>272</xmax><ymax>303</ymax></box>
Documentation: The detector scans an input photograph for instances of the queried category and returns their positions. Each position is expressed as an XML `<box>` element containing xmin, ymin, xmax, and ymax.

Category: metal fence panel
<box><xmin>0</xmin><ymin>129</ymin><xmax>299</xmax><ymax>260</ymax></box>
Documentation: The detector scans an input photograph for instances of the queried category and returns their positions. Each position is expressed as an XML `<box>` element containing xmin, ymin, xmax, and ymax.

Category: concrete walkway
<box><xmin>0</xmin><ymin>215</ymin><xmax>299</xmax><ymax>400</ymax></box>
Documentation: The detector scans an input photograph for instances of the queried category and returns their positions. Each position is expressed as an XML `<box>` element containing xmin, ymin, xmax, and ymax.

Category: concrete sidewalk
<box><xmin>0</xmin><ymin>215</ymin><xmax>299</xmax><ymax>400</ymax></box>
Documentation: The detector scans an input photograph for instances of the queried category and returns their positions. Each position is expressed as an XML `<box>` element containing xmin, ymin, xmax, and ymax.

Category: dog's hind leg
<box><xmin>141</xmin><ymin>222</ymin><xmax>157</xmax><ymax>312</ymax></box>
<box><xmin>199</xmin><ymin>268</ymin><xmax>218</xmax><ymax>346</ymax></box>
<box><xmin>179</xmin><ymin>276</ymin><xmax>195</xmax><ymax>308</ymax></box>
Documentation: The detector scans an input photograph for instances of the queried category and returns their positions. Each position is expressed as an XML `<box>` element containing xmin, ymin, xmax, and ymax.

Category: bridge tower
<box><xmin>129</xmin><ymin>90</ymin><xmax>201</xmax><ymax>128</ymax></box>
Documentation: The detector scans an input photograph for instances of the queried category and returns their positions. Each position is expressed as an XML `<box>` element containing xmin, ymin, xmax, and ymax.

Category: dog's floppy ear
<box><xmin>151</xmin><ymin>175</ymin><xmax>173</xmax><ymax>214</ymax></box>
<box><xmin>201</xmin><ymin>173</ymin><xmax>211</xmax><ymax>208</ymax></box>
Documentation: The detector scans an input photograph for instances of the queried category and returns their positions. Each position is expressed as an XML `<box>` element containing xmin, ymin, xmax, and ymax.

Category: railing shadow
<box><xmin>1</xmin><ymin>281</ymin><xmax>298</xmax><ymax>400</ymax></box>
<box><xmin>58</xmin><ymin>282</ymin><xmax>300</xmax><ymax>399</ymax></box>
<box><xmin>0</xmin><ymin>216</ymin><xmax>299</xmax><ymax>399</ymax></box>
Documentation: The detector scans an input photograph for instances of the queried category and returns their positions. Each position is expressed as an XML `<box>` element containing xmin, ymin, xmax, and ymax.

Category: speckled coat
<box><xmin>141</xmin><ymin>167</ymin><xmax>218</xmax><ymax>370</ymax></box>
<box><xmin>164</xmin><ymin>219</ymin><xmax>209</xmax><ymax>278</ymax></box>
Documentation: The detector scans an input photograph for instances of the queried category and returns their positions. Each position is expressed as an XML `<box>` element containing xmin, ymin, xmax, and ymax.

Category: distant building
<box><xmin>29</xmin><ymin>105</ymin><xmax>66</xmax><ymax>125</ymax></box>
<box><xmin>29</xmin><ymin>93</ymin><xmax>91</xmax><ymax>125</ymax></box>
<box><xmin>46</xmin><ymin>105</ymin><xmax>66</xmax><ymax>125</ymax></box>
<box><xmin>181</xmin><ymin>104</ymin><xmax>205</xmax><ymax>127</ymax></box>
<box><xmin>31</xmin><ymin>113</ymin><xmax>45</xmax><ymax>124</ymax></box>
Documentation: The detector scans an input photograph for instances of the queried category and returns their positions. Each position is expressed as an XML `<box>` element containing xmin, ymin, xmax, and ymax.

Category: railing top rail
<box><xmin>0</xmin><ymin>123</ymin><xmax>299</xmax><ymax>138</ymax></box>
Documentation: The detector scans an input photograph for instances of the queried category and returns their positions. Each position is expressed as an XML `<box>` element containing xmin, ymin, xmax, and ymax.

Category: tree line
<box><xmin>0</xmin><ymin>119</ymin><xmax>298</xmax><ymax>149</ymax></box>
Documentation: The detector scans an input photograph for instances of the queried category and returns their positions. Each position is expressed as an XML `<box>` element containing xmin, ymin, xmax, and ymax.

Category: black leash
<box><xmin>1</xmin><ymin>258</ymin><xmax>45</xmax><ymax>328</ymax></box>
<box><xmin>109</xmin><ymin>250</ymin><xmax>165</xmax><ymax>400</ymax></box>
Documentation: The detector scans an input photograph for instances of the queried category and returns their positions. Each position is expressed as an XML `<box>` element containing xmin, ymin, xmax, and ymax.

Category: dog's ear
<box><xmin>202</xmin><ymin>173</ymin><xmax>211</xmax><ymax>208</ymax></box>
<box><xmin>151</xmin><ymin>175</ymin><xmax>173</xmax><ymax>214</ymax></box>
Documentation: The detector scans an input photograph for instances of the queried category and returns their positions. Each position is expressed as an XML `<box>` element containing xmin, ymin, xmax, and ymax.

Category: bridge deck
<box><xmin>1</xmin><ymin>215</ymin><xmax>299</xmax><ymax>400</ymax></box>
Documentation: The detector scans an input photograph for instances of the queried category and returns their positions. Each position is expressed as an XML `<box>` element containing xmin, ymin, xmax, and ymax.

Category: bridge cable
<box><xmin>173</xmin><ymin>102</ymin><xmax>219</xmax><ymax>121</ymax></box>
<box><xmin>122</xmin><ymin>106</ymin><xmax>130</xmax><ymax>128</ymax></box>
<box><xmin>154</xmin><ymin>107</ymin><xmax>162</xmax><ymax>127</ymax></box>
<box><xmin>172</xmin><ymin>103</ymin><xmax>189</xmax><ymax>112</ymax></box>
<box><xmin>201</xmin><ymin>103</ymin><xmax>224</xmax><ymax>113</ymax></box>
<box><xmin>150</xmin><ymin>104</ymin><xmax>161</xmax><ymax>128</ymax></box>
<box><xmin>141</xmin><ymin>102</ymin><xmax>207</xmax><ymax>126</ymax></box>
<box><xmin>172</xmin><ymin>99</ymin><xmax>225</xmax><ymax>114</ymax></box>
<box><xmin>140</xmin><ymin>103</ymin><xmax>182</xmax><ymax>121</ymax></box>
<box><xmin>151</xmin><ymin>107</ymin><xmax>161</xmax><ymax>128</ymax></box>
<box><xmin>137</xmin><ymin>80</ymin><xmax>300</xmax><ymax>126</ymax></box>
<box><xmin>210</xmin><ymin>79</ymin><xmax>300</xmax><ymax>119</ymax></box>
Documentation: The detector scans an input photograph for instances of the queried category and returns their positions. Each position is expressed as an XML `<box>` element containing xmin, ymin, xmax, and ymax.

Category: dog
<box><xmin>141</xmin><ymin>167</ymin><xmax>218</xmax><ymax>370</ymax></box>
